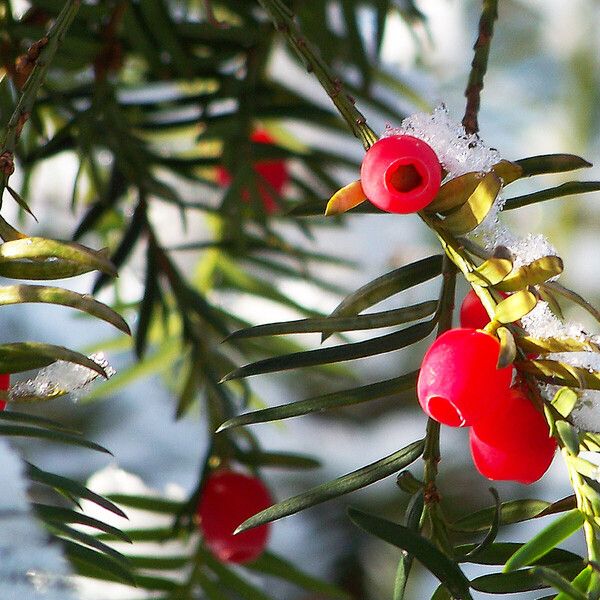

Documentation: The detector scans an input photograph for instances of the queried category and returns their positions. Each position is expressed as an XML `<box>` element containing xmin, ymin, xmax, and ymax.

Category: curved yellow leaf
<box><xmin>325</xmin><ymin>180</ymin><xmax>367</xmax><ymax>216</ymax></box>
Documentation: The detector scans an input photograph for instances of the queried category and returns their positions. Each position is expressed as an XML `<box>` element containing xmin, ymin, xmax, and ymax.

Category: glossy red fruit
<box><xmin>0</xmin><ymin>373</ymin><xmax>8</xmax><ymax>410</ymax></box>
<box><xmin>470</xmin><ymin>386</ymin><xmax>557</xmax><ymax>484</ymax></box>
<box><xmin>417</xmin><ymin>328</ymin><xmax>512</xmax><ymax>427</ymax></box>
<box><xmin>196</xmin><ymin>470</ymin><xmax>272</xmax><ymax>564</ymax></box>
<box><xmin>217</xmin><ymin>130</ymin><xmax>288</xmax><ymax>214</ymax></box>
<box><xmin>360</xmin><ymin>135</ymin><xmax>442</xmax><ymax>213</ymax></box>
<box><xmin>459</xmin><ymin>289</ymin><xmax>508</xmax><ymax>330</ymax></box>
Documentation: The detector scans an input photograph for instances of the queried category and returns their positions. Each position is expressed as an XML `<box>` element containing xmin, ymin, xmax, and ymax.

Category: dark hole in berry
<box><xmin>428</xmin><ymin>396</ymin><xmax>464</xmax><ymax>427</ymax></box>
<box><xmin>388</xmin><ymin>163</ymin><xmax>423</xmax><ymax>194</ymax></box>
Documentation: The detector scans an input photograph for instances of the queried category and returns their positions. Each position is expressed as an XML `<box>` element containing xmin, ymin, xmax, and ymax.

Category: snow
<box><xmin>521</xmin><ymin>301</ymin><xmax>586</xmax><ymax>341</ymax></box>
<box><xmin>75</xmin><ymin>465</ymin><xmax>192</xmax><ymax>600</ymax></box>
<box><xmin>539</xmin><ymin>352</ymin><xmax>600</xmax><ymax>432</ymax></box>
<box><xmin>9</xmin><ymin>353</ymin><xmax>115</xmax><ymax>404</ymax></box>
<box><xmin>391</xmin><ymin>107</ymin><xmax>600</xmax><ymax>433</ymax></box>
<box><xmin>0</xmin><ymin>438</ymin><xmax>77</xmax><ymax>599</ymax></box>
<box><xmin>386</xmin><ymin>104</ymin><xmax>502</xmax><ymax>178</ymax></box>
<box><xmin>388</xmin><ymin>106</ymin><xmax>562</xmax><ymax>272</ymax></box>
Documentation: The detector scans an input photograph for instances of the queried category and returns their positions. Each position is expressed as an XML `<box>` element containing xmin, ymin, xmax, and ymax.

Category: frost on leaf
<box><xmin>9</xmin><ymin>353</ymin><xmax>115</xmax><ymax>403</ymax></box>
<box><xmin>521</xmin><ymin>301</ymin><xmax>586</xmax><ymax>341</ymax></box>
<box><xmin>540</xmin><ymin>351</ymin><xmax>600</xmax><ymax>432</ymax></box>
<box><xmin>0</xmin><ymin>438</ymin><xmax>77</xmax><ymax>599</ymax></box>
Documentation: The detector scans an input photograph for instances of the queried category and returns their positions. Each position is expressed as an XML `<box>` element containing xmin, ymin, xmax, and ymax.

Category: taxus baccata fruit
<box><xmin>217</xmin><ymin>130</ymin><xmax>288</xmax><ymax>214</ymax></box>
<box><xmin>360</xmin><ymin>135</ymin><xmax>442</xmax><ymax>213</ymax></box>
<box><xmin>470</xmin><ymin>386</ymin><xmax>557</xmax><ymax>484</ymax></box>
<box><xmin>417</xmin><ymin>328</ymin><xmax>512</xmax><ymax>427</ymax></box>
<box><xmin>196</xmin><ymin>470</ymin><xmax>272</xmax><ymax>564</ymax></box>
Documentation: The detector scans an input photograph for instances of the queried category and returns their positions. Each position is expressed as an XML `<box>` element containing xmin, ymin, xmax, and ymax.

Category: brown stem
<box><xmin>1</xmin><ymin>0</ymin><xmax>81</xmax><ymax>199</ymax></box>
<box><xmin>462</xmin><ymin>0</ymin><xmax>499</xmax><ymax>135</ymax></box>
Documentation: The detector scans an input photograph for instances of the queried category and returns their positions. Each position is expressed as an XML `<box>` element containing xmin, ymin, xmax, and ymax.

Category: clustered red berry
<box><xmin>0</xmin><ymin>373</ymin><xmax>9</xmax><ymax>411</ymax></box>
<box><xmin>196</xmin><ymin>469</ymin><xmax>272</xmax><ymax>564</ymax></box>
<box><xmin>470</xmin><ymin>386</ymin><xmax>557</xmax><ymax>484</ymax></box>
<box><xmin>416</xmin><ymin>292</ymin><xmax>556</xmax><ymax>483</ymax></box>
<box><xmin>360</xmin><ymin>134</ymin><xmax>442</xmax><ymax>213</ymax></box>
<box><xmin>417</xmin><ymin>328</ymin><xmax>512</xmax><ymax>427</ymax></box>
<box><xmin>217</xmin><ymin>129</ymin><xmax>288</xmax><ymax>214</ymax></box>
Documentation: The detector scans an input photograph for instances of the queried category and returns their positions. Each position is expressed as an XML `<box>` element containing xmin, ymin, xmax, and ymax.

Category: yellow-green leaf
<box><xmin>492</xmin><ymin>160</ymin><xmax>523</xmax><ymax>185</ymax></box>
<box><xmin>0</xmin><ymin>285</ymin><xmax>130</xmax><ymax>334</ymax></box>
<box><xmin>497</xmin><ymin>327</ymin><xmax>517</xmax><ymax>369</ymax></box>
<box><xmin>426</xmin><ymin>171</ymin><xmax>481</xmax><ymax>214</ymax></box>
<box><xmin>556</xmin><ymin>420</ymin><xmax>579</xmax><ymax>455</ymax></box>
<box><xmin>496</xmin><ymin>256</ymin><xmax>563</xmax><ymax>292</ymax></box>
<box><xmin>0</xmin><ymin>238</ymin><xmax>116</xmax><ymax>280</ymax></box>
<box><xmin>517</xmin><ymin>359</ymin><xmax>600</xmax><ymax>390</ymax></box>
<box><xmin>0</xmin><ymin>342</ymin><xmax>108</xmax><ymax>376</ymax></box>
<box><xmin>441</xmin><ymin>172</ymin><xmax>502</xmax><ymax>235</ymax></box>
<box><xmin>504</xmin><ymin>510</ymin><xmax>585</xmax><ymax>572</ymax></box>
<box><xmin>466</xmin><ymin>256</ymin><xmax>513</xmax><ymax>287</ymax></box>
<box><xmin>517</xmin><ymin>335</ymin><xmax>600</xmax><ymax>355</ymax></box>
<box><xmin>325</xmin><ymin>180</ymin><xmax>367</xmax><ymax>216</ymax></box>
<box><xmin>494</xmin><ymin>290</ymin><xmax>537</xmax><ymax>324</ymax></box>
<box><xmin>551</xmin><ymin>388</ymin><xmax>579</xmax><ymax>418</ymax></box>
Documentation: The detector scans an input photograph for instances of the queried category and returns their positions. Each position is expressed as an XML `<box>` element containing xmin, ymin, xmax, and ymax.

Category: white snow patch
<box><xmin>521</xmin><ymin>301</ymin><xmax>586</xmax><ymax>341</ymax></box>
<box><xmin>9</xmin><ymin>353</ymin><xmax>115</xmax><ymax>403</ymax></box>
<box><xmin>386</xmin><ymin>104</ymin><xmax>502</xmax><ymax>178</ymax></box>
<box><xmin>76</xmin><ymin>465</ymin><xmax>193</xmax><ymax>600</ymax></box>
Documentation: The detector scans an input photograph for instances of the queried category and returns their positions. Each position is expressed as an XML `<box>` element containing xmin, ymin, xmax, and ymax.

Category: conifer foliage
<box><xmin>3</xmin><ymin>0</ymin><xmax>600</xmax><ymax>598</ymax></box>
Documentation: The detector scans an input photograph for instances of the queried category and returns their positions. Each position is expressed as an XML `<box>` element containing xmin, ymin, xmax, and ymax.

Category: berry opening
<box><xmin>386</xmin><ymin>161</ymin><xmax>424</xmax><ymax>194</ymax></box>
<box><xmin>360</xmin><ymin>135</ymin><xmax>441</xmax><ymax>213</ymax></box>
<box><xmin>427</xmin><ymin>395</ymin><xmax>464</xmax><ymax>427</ymax></box>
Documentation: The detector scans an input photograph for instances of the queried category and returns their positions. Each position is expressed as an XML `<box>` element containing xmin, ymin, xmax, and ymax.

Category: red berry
<box><xmin>196</xmin><ymin>470</ymin><xmax>272</xmax><ymax>564</ymax></box>
<box><xmin>460</xmin><ymin>289</ymin><xmax>508</xmax><ymax>330</ymax></box>
<box><xmin>0</xmin><ymin>373</ymin><xmax>8</xmax><ymax>410</ymax></box>
<box><xmin>417</xmin><ymin>328</ymin><xmax>512</xmax><ymax>427</ymax></box>
<box><xmin>360</xmin><ymin>135</ymin><xmax>442</xmax><ymax>213</ymax></box>
<box><xmin>470</xmin><ymin>386</ymin><xmax>557</xmax><ymax>484</ymax></box>
<box><xmin>217</xmin><ymin>129</ymin><xmax>288</xmax><ymax>214</ymax></box>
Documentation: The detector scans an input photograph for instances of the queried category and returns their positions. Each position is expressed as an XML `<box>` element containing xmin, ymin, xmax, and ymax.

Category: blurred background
<box><xmin>4</xmin><ymin>0</ymin><xmax>600</xmax><ymax>598</ymax></box>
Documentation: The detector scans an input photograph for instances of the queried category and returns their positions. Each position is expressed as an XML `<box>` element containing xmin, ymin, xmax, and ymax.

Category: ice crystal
<box><xmin>9</xmin><ymin>353</ymin><xmax>115</xmax><ymax>404</ymax></box>
<box><xmin>521</xmin><ymin>301</ymin><xmax>586</xmax><ymax>341</ymax></box>
<box><xmin>571</xmin><ymin>391</ymin><xmax>600</xmax><ymax>433</ymax></box>
<box><xmin>385</xmin><ymin>105</ymin><xmax>502</xmax><ymax>178</ymax></box>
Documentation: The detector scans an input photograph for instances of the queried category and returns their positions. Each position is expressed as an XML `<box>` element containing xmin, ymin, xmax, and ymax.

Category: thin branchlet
<box><xmin>462</xmin><ymin>0</ymin><xmax>499</xmax><ymax>135</ymax></box>
<box><xmin>256</xmin><ymin>0</ymin><xmax>377</xmax><ymax>150</ymax></box>
<box><xmin>0</xmin><ymin>0</ymin><xmax>81</xmax><ymax>200</ymax></box>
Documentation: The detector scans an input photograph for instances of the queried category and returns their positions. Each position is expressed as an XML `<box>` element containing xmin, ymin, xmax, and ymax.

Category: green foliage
<box><xmin>3</xmin><ymin>0</ymin><xmax>600</xmax><ymax>598</ymax></box>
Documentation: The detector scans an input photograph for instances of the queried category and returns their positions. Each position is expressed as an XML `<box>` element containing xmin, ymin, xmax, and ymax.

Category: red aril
<box><xmin>360</xmin><ymin>135</ymin><xmax>441</xmax><ymax>213</ymax></box>
<box><xmin>460</xmin><ymin>289</ymin><xmax>508</xmax><ymax>330</ymax></box>
<box><xmin>196</xmin><ymin>470</ymin><xmax>272</xmax><ymax>564</ymax></box>
<box><xmin>469</xmin><ymin>386</ymin><xmax>556</xmax><ymax>483</ymax></box>
<box><xmin>217</xmin><ymin>129</ymin><xmax>288</xmax><ymax>214</ymax></box>
<box><xmin>0</xmin><ymin>373</ymin><xmax>8</xmax><ymax>410</ymax></box>
<box><xmin>417</xmin><ymin>328</ymin><xmax>512</xmax><ymax>427</ymax></box>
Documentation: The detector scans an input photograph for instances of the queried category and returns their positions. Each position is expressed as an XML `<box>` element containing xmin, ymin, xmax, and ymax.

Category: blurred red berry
<box><xmin>417</xmin><ymin>328</ymin><xmax>512</xmax><ymax>427</ymax></box>
<box><xmin>460</xmin><ymin>289</ymin><xmax>509</xmax><ymax>329</ymax></box>
<box><xmin>360</xmin><ymin>135</ymin><xmax>442</xmax><ymax>213</ymax></box>
<box><xmin>470</xmin><ymin>386</ymin><xmax>557</xmax><ymax>484</ymax></box>
<box><xmin>196</xmin><ymin>470</ymin><xmax>272</xmax><ymax>564</ymax></box>
<box><xmin>217</xmin><ymin>129</ymin><xmax>288</xmax><ymax>214</ymax></box>
<box><xmin>0</xmin><ymin>373</ymin><xmax>8</xmax><ymax>410</ymax></box>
